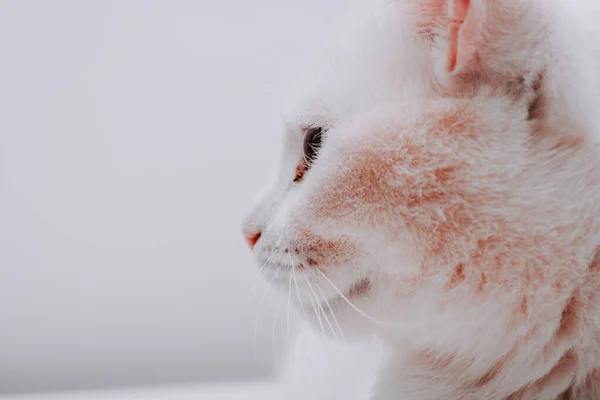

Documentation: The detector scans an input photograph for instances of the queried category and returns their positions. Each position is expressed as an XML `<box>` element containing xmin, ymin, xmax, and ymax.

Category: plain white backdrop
<box><xmin>0</xmin><ymin>0</ymin><xmax>349</xmax><ymax>394</ymax></box>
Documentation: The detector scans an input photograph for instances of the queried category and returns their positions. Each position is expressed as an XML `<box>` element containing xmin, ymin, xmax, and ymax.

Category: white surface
<box><xmin>0</xmin><ymin>0</ymin><xmax>350</xmax><ymax>394</ymax></box>
<box><xmin>0</xmin><ymin>381</ymin><xmax>279</xmax><ymax>400</ymax></box>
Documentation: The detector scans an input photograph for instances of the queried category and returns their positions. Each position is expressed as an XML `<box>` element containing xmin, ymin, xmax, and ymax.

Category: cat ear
<box><xmin>417</xmin><ymin>0</ymin><xmax>535</xmax><ymax>77</ymax></box>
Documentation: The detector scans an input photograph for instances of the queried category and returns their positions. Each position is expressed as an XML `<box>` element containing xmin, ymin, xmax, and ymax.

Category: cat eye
<box><xmin>302</xmin><ymin>127</ymin><xmax>323</xmax><ymax>165</ymax></box>
<box><xmin>294</xmin><ymin>126</ymin><xmax>324</xmax><ymax>183</ymax></box>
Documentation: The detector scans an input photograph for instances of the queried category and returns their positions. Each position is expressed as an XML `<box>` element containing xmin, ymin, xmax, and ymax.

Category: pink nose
<box><xmin>244</xmin><ymin>232</ymin><xmax>261</xmax><ymax>249</ymax></box>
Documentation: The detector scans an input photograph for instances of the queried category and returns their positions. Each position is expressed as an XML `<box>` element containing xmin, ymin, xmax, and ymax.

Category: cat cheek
<box><xmin>296</xmin><ymin>233</ymin><xmax>357</xmax><ymax>269</ymax></box>
<box><xmin>283</xmin><ymin>215</ymin><xmax>358</xmax><ymax>269</ymax></box>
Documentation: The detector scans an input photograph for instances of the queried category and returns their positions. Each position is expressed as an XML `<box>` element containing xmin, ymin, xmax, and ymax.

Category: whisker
<box><xmin>248</xmin><ymin>252</ymin><xmax>277</xmax><ymax>300</ymax></box>
<box><xmin>302</xmin><ymin>274</ymin><xmax>326</xmax><ymax>336</ymax></box>
<box><xmin>315</xmin><ymin>268</ymin><xmax>405</xmax><ymax>328</ymax></box>
<box><xmin>305</xmin><ymin>275</ymin><xmax>338</xmax><ymax>341</ymax></box>
<box><xmin>253</xmin><ymin>265</ymin><xmax>282</xmax><ymax>357</ymax></box>
<box><xmin>272</xmin><ymin>282</ymin><xmax>283</xmax><ymax>363</ymax></box>
<box><xmin>286</xmin><ymin>272</ymin><xmax>293</xmax><ymax>349</ymax></box>
<box><xmin>290</xmin><ymin>254</ymin><xmax>308</xmax><ymax>320</ymax></box>
<box><xmin>316</xmin><ymin>270</ymin><xmax>472</xmax><ymax>333</ymax></box>
<box><xmin>315</xmin><ymin>281</ymin><xmax>346</xmax><ymax>343</ymax></box>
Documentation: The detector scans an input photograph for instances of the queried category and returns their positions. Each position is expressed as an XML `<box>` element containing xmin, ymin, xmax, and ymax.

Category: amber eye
<box><xmin>303</xmin><ymin>127</ymin><xmax>323</xmax><ymax>165</ymax></box>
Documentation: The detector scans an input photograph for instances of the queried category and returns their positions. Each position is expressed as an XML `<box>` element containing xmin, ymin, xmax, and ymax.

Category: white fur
<box><xmin>277</xmin><ymin>319</ymin><xmax>387</xmax><ymax>400</ymax></box>
<box><xmin>243</xmin><ymin>0</ymin><xmax>600</xmax><ymax>399</ymax></box>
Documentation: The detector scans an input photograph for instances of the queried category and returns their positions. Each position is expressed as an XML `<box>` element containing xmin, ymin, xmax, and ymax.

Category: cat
<box><xmin>242</xmin><ymin>0</ymin><xmax>600</xmax><ymax>398</ymax></box>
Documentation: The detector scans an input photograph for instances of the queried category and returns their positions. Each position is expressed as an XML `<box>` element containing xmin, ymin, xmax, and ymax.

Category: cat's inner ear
<box><xmin>446</xmin><ymin>0</ymin><xmax>477</xmax><ymax>73</ymax></box>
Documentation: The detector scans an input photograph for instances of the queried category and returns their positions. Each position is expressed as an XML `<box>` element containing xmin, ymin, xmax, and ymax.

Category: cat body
<box><xmin>243</xmin><ymin>0</ymin><xmax>600</xmax><ymax>398</ymax></box>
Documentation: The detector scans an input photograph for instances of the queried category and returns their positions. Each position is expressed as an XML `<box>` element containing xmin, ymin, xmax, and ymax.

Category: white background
<box><xmin>0</xmin><ymin>0</ymin><xmax>349</xmax><ymax>394</ymax></box>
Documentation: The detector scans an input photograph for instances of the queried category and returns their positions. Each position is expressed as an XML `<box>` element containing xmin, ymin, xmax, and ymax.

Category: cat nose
<box><xmin>244</xmin><ymin>231</ymin><xmax>262</xmax><ymax>249</ymax></box>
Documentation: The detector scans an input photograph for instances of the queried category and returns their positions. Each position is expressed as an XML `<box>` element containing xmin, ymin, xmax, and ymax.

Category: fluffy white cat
<box><xmin>242</xmin><ymin>0</ymin><xmax>600</xmax><ymax>398</ymax></box>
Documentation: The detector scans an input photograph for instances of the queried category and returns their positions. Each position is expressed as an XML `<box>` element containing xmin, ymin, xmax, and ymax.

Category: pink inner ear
<box><xmin>415</xmin><ymin>0</ymin><xmax>480</xmax><ymax>73</ymax></box>
<box><xmin>447</xmin><ymin>21</ymin><xmax>461</xmax><ymax>72</ymax></box>
<box><xmin>446</xmin><ymin>0</ymin><xmax>478</xmax><ymax>73</ymax></box>
<box><xmin>453</xmin><ymin>0</ymin><xmax>470</xmax><ymax>21</ymax></box>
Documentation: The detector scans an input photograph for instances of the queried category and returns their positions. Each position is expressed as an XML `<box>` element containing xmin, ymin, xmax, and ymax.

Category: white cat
<box><xmin>242</xmin><ymin>0</ymin><xmax>600</xmax><ymax>398</ymax></box>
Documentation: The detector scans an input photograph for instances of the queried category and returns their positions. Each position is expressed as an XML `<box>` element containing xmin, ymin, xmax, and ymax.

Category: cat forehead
<box><xmin>282</xmin><ymin>0</ymin><xmax>434</xmax><ymax>129</ymax></box>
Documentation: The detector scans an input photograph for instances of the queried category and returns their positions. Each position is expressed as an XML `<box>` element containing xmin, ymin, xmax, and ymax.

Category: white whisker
<box><xmin>247</xmin><ymin>251</ymin><xmax>277</xmax><ymax>303</ymax></box>
<box><xmin>272</xmin><ymin>283</ymin><xmax>283</xmax><ymax>363</ymax></box>
<box><xmin>316</xmin><ymin>281</ymin><xmax>346</xmax><ymax>343</ymax></box>
<box><xmin>315</xmin><ymin>268</ymin><xmax>405</xmax><ymax>328</ymax></box>
<box><xmin>306</xmin><ymin>274</ymin><xmax>338</xmax><ymax>341</ymax></box>
<box><xmin>302</xmin><ymin>274</ymin><xmax>326</xmax><ymax>336</ymax></box>
<box><xmin>290</xmin><ymin>255</ymin><xmax>308</xmax><ymax>320</ymax></box>
<box><xmin>286</xmin><ymin>272</ymin><xmax>293</xmax><ymax>348</ymax></box>
<box><xmin>253</xmin><ymin>265</ymin><xmax>282</xmax><ymax>357</ymax></box>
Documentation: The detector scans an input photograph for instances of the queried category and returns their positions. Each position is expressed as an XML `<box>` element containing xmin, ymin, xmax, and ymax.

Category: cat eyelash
<box><xmin>294</xmin><ymin>127</ymin><xmax>325</xmax><ymax>183</ymax></box>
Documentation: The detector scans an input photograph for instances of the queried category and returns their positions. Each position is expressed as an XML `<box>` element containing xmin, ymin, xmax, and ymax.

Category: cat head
<box><xmin>241</xmin><ymin>0</ymin><xmax>592</xmax><ymax>337</ymax></box>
